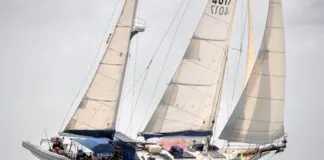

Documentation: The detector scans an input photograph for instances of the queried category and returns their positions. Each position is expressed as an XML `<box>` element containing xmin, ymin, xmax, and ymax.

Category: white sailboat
<box><xmin>136</xmin><ymin>0</ymin><xmax>287</xmax><ymax>159</ymax></box>
<box><xmin>22</xmin><ymin>0</ymin><xmax>145</xmax><ymax>159</ymax></box>
<box><xmin>21</xmin><ymin>0</ymin><xmax>288</xmax><ymax>159</ymax></box>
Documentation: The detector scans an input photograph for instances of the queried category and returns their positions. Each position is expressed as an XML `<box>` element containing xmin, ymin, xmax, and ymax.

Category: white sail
<box><xmin>219</xmin><ymin>0</ymin><xmax>286</xmax><ymax>144</ymax></box>
<box><xmin>64</xmin><ymin>0</ymin><xmax>137</xmax><ymax>131</ymax></box>
<box><xmin>143</xmin><ymin>0</ymin><xmax>237</xmax><ymax>135</ymax></box>
<box><xmin>244</xmin><ymin>0</ymin><xmax>255</xmax><ymax>86</ymax></box>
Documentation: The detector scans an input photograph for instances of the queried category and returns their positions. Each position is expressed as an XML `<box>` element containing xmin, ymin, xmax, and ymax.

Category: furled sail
<box><xmin>142</xmin><ymin>0</ymin><xmax>237</xmax><ymax>139</ymax></box>
<box><xmin>219</xmin><ymin>0</ymin><xmax>286</xmax><ymax>144</ymax></box>
<box><xmin>63</xmin><ymin>0</ymin><xmax>138</xmax><ymax>138</ymax></box>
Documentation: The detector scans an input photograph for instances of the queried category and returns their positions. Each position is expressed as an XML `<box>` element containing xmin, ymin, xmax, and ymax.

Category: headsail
<box><xmin>142</xmin><ymin>0</ymin><xmax>237</xmax><ymax>139</ymax></box>
<box><xmin>244</xmin><ymin>0</ymin><xmax>255</xmax><ymax>86</ymax></box>
<box><xmin>219</xmin><ymin>0</ymin><xmax>286</xmax><ymax>144</ymax></box>
<box><xmin>63</xmin><ymin>0</ymin><xmax>138</xmax><ymax>138</ymax></box>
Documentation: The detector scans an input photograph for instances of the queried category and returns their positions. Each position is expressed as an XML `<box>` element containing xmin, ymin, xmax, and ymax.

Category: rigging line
<box><xmin>124</xmin><ymin>0</ymin><xmax>190</xmax><ymax>134</ymax></box>
<box><xmin>211</xmin><ymin>52</ymin><xmax>229</xmax><ymax>142</ymax></box>
<box><xmin>128</xmin><ymin>0</ymin><xmax>141</xmax><ymax>136</ymax></box>
<box><xmin>59</xmin><ymin>0</ymin><xmax>122</xmax><ymax>131</ymax></box>
<box><xmin>123</xmin><ymin>0</ymin><xmax>189</xmax><ymax>134</ymax></box>
<box><xmin>227</xmin><ymin>1</ymin><xmax>248</xmax><ymax>118</ymax></box>
<box><xmin>212</xmin><ymin>0</ymin><xmax>238</xmax><ymax>142</ymax></box>
<box><xmin>136</xmin><ymin>0</ymin><xmax>193</xmax><ymax>133</ymax></box>
<box><xmin>225</xmin><ymin>48</ymin><xmax>230</xmax><ymax>120</ymax></box>
<box><xmin>120</xmin><ymin>67</ymin><xmax>148</xmax><ymax>99</ymax></box>
<box><xmin>114</xmin><ymin>0</ymin><xmax>249</xmax><ymax>106</ymax></box>
<box><xmin>125</xmin><ymin>67</ymin><xmax>149</xmax><ymax>134</ymax></box>
<box><xmin>136</xmin><ymin>0</ymin><xmax>190</xmax><ymax>74</ymax></box>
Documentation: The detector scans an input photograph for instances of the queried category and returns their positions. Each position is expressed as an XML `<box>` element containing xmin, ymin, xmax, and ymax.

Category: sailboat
<box><xmin>136</xmin><ymin>0</ymin><xmax>287</xmax><ymax>159</ymax></box>
<box><xmin>22</xmin><ymin>0</ymin><xmax>288</xmax><ymax>159</ymax></box>
<box><xmin>22</xmin><ymin>0</ymin><xmax>145</xmax><ymax>159</ymax></box>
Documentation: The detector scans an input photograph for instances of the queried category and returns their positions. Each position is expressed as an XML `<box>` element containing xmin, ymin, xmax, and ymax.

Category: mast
<box><xmin>219</xmin><ymin>0</ymin><xmax>286</xmax><ymax>144</ymax></box>
<box><xmin>113</xmin><ymin>0</ymin><xmax>139</xmax><ymax>130</ymax></box>
<box><xmin>141</xmin><ymin>0</ymin><xmax>237</xmax><ymax>139</ymax></box>
<box><xmin>62</xmin><ymin>0</ymin><xmax>139</xmax><ymax>138</ymax></box>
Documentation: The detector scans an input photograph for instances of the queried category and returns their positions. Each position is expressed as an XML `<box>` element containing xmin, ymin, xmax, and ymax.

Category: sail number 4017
<box><xmin>211</xmin><ymin>0</ymin><xmax>231</xmax><ymax>16</ymax></box>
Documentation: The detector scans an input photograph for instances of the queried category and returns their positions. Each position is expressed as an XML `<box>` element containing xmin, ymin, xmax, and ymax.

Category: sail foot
<box><xmin>140</xmin><ymin>130</ymin><xmax>213</xmax><ymax>140</ymax></box>
<box><xmin>63</xmin><ymin>129</ymin><xmax>116</xmax><ymax>140</ymax></box>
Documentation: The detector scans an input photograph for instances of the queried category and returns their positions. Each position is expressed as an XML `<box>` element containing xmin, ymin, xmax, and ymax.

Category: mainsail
<box><xmin>219</xmin><ymin>0</ymin><xmax>286</xmax><ymax>144</ymax></box>
<box><xmin>63</xmin><ymin>0</ymin><xmax>138</xmax><ymax>138</ymax></box>
<box><xmin>142</xmin><ymin>0</ymin><xmax>237</xmax><ymax>139</ymax></box>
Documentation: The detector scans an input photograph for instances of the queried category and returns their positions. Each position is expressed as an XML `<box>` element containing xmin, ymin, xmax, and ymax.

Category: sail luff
<box><xmin>244</xmin><ymin>0</ymin><xmax>255</xmax><ymax>86</ymax></box>
<box><xmin>212</xmin><ymin>0</ymin><xmax>238</xmax><ymax>139</ymax></box>
<box><xmin>142</xmin><ymin>0</ymin><xmax>237</xmax><ymax>138</ymax></box>
<box><xmin>63</xmin><ymin>0</ymin><xmax>137</xmax><ymax>132</ymax></box>
<box><xmin>219</xmin><ymin>0</ymin><xmax>286</xmax><ymax>144</ymax></box>
<box><xmin>112</xmin><ymin>0</ymin><xmax>138</xmax><ymax>129</ymax></box>
<box><xmin>211</xmin><ymin>50</ymin><xmax>228</xmax><ymax>142</ymax></box>
<box><xmin>210</xmin><ymin>51</ymin><xmax>227</xmax><ymax>131</ymax></box>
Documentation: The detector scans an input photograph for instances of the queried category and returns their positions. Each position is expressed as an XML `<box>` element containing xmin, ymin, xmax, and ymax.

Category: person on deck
<box><xmin>112</xmin><ymin>143</ymin><xmax>123</xmax><ymax>160</ymax></box>
<box><xmin>51</xmin><ymin>137</ymin><xmax>64</xmax><ymax>154</ymax></box>
<box><xmin>52</xmin><ymin>138</ymin><xmax>64</xmax><ymax>150</ymax></box>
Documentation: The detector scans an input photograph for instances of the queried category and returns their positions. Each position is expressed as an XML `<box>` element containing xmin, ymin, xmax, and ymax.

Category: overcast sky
<box><xmin>0</xmin><ymin>0</ymin><xmax>323</xmax><ymax>159</ymax></box>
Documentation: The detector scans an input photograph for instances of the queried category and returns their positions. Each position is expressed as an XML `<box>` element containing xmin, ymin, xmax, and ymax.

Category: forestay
<box><xmin>219</xmin><ymin>0</ymin><xmax>286</xmax><ymax>144</ymax></box>
<box><xmin>142</xmin><ymin>0</ymin><xmax>237</xmax><ymax>138</ymax></box>
<box><xmin>64</xmin><ymin>0</ymin><xmax>137</xmax><ymax>136</ymax></box>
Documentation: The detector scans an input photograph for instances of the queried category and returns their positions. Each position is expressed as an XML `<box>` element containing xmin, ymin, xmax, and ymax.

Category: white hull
<box><xmin>136</xmin><ymin>150</ymin><xmax>227</xmax><ymax>160</ymax></box>
<box><xmin>22</xmin><ymin>141</ymin><xmax>70</xmax><ymax>160</ymax></box>
<box><xmin>22</xmin><ymin>141</ymin><xmax>279</xmax><ymax>160</ymax></box>
<box><xmin>136</xmin><ymin>150</ymin><xmax>278</xmax><ymax>160</ymax></box>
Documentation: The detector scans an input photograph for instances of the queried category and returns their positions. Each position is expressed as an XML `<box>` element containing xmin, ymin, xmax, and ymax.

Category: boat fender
<box><xmin>145</xmin><ymin>145</ymin><xmax>162</xmax><ymax>154</ymax></box>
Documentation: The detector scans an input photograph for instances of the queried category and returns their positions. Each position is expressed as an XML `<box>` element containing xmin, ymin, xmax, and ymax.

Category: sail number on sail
<box><xmin>210</xmin><ymin>0</ymin><xmax>231</xmax><ymax>16</ymax></box>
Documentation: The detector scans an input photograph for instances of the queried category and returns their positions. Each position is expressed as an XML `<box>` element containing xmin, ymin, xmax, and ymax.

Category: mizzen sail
<box><xmin>219</xmin><ymin>0</ymin><xmax>286</xmax><ymax>144</ymax></box>
<box><xmin>142</xmin><ymin>0</ymin><xmax>237</xmax><ymax>138</ymax></box>
<box><xmin>64</xmin><ymin>0</ymin><xmax>138</xmax><ymax>134</ymax></box>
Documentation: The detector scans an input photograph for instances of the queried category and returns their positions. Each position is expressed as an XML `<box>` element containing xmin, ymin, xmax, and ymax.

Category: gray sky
<box><xmin>0</xmin><ymin>0</ymin><xmax>322</xmax><ymax>159</ymax></box>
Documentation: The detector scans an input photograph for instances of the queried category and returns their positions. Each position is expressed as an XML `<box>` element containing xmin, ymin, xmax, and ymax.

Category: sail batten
<box><xmin>64</xmin><ymin>0</ymin><xmax>137</xmax><ymax>134</ymax></box>
<box><xmin>142</xmin><ymin>0</ymin><xmax>237</xmax><ymax>138</ymax></box>
<box><xmin>219</xmin><ymin>0</ymin><xmax>286</xmax><ymax>144</ymax></box>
